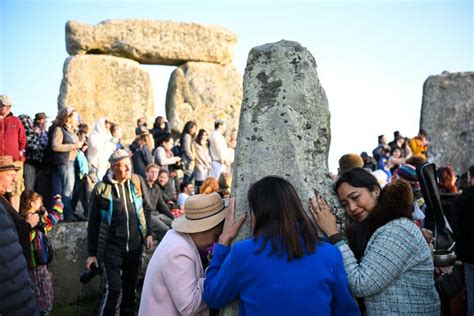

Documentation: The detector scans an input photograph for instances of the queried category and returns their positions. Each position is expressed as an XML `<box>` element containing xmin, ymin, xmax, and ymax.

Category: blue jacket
<box><xmin>204</xmin><ymin>237</ymin><xmax>360</xmax><ymax>316</ymax></box>
<box><xmin>0</xmin><ymin>199</ymin><xmax>39</xmax><ymax>316</ymax></box>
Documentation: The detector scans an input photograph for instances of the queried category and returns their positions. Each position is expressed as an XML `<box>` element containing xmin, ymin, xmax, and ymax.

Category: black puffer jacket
<box><xmin>0</xmin><ymin>200</ymin><xmax>39</xmax><ymax>316</ymax></box>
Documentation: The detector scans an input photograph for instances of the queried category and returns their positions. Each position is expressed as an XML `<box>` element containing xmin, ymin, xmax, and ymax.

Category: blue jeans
<box><xmin>23</xmin><ymin>162</ymin><xmax>38</xmax><ymax>191</ymax></box>
<box><xmin>466</xmin><ymin>262</ymin><xmax>474</xmax><ymax>316</ymax></box>
<box><xmin>52</xmin><ymin>161</ymin><xmax>75</xmax><ymax>219</ymax></box>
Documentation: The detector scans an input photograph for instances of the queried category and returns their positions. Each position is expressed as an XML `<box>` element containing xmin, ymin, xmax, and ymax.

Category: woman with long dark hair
<box><xmin>180</xmin><ymin>121</ymin><xmax>197</xmax><ymax>183</ymax></box>
<box><xmin>150</xmin><ymin>116</ymin><xmax>170</xmax><ymax>150</ymax></box>
<box><xmin>204</xmin><ymin>176</ymin><xmax>359</xmax><ymax>315</ymax></box>
<box><xmin>312</xmin><ymin>168</ymin><xmax>440</xmax><ymax>315</ymax></box>
<box><xmin>194</xmin><ymin>129</ymin><xmax>212</xmax><ymax>189</ymax></box>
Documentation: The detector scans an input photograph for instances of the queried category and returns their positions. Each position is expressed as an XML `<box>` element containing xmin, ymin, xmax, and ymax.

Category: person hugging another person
<box><xmin>20</xmin><ymin>191</ymin><xmax>63</xmax><ymax>315</ymax></box>
<box><xmin>204</xmin><ymin>176</ymin><xmax>359</xmax><ymax>315</ymax></box>
<box><xmin>311</xmin><ymin>168</ymin><xmax>440</xmax><ymax>315</ymax></box>
<box><xmin>139</xmin><ymin>193</ymin><xmax>229</xmax><ymax>315</ymax></box>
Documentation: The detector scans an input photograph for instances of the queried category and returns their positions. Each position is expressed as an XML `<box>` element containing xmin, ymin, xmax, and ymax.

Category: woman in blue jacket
<box><xmin>203</xmin><ymin>176</ymin><xmax>359</xmax><ymax>316</ymax></box>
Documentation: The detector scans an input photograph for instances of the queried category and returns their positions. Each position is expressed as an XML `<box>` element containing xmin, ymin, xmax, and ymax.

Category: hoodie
<box><xmin>88</xmin><ymin>171</ymin><xmax>152</xmax><ymax>259</ymax></box>
<box><xmin>0</xmin><ymin>112</ymin><xmax>26</xmax><ymax>161</ymax></box>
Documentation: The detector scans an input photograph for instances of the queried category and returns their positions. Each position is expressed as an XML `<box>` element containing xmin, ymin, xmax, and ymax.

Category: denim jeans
<box><xmin>23</xmin><ymin>162</ymin><xmax>38</xmax><ymax>191</ymax></box>
<box><xmin>465</xmin><ymin>262</ymin><xmax>474</xmax><ymax>316</ymax></box>
<box><xmin>183</xmin><ymin>171</ymin><xmax>195</xmax><ymax>183</ymax></box>
<box><xmin>52</xmin><ymin>161</ymin><xmax>75</xmax><ymax>219</ymax></box>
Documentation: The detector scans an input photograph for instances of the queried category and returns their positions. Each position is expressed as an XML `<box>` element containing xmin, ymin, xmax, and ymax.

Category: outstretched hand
<box><xmin>308</xmin><ymin>194</ymin><xmax>339</xmax><ymax>236</ymax></box>
<box><xmin>218</xmin><ymin>197</ymin><xmax>247</xmax><ymax>246</ymax></box>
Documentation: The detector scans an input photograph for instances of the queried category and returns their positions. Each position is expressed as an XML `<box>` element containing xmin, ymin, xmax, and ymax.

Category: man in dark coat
<box><xmin>0</xmin><ymin>155</ymin><xmax>39</xmax><ymax>316</ymax></box>
<box><xmin>451</xmin><ymin>165</ymin><xmax>474</xmax><ymax>315</ymax></box>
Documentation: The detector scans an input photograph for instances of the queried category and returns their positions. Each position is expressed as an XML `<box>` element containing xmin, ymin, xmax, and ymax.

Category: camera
<box><xmin>80</xmin><ymin>263</ymin><xmax>103</xmax><ymax>284</ymax></box>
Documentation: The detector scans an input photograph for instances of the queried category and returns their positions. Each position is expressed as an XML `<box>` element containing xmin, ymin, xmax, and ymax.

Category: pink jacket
<box><xmin>139</xmin><ymin>229</ymin><xmax>208</xmax><ymax>316</ymax></box>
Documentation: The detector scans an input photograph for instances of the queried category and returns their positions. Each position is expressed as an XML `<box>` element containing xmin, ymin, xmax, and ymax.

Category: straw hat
<box><xmin>0</xmin><ymin>156</ymin><xmax>20</xmax><ymax>172</ymax></box>
<box><xmin>172</xmin><ymin>192</ymin><xmax>228</xmax><ymax>233</ymax></box>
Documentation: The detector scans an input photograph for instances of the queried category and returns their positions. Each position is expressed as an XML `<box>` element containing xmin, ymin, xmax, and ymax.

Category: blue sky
<box><xmin>1</xmin><ymin>0</ymin><xmax>472</xmax><ymax>172</ymax></box>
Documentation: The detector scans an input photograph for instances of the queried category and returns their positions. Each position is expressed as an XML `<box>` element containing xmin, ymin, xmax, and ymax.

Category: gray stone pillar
<box><xmin>223</xmin><ymin>40</ymin><xmax>344</xmax><ymax>315</ymax></box>
<box><xmin>420</xmin><ymin>71</ymin><xmax>474</xmax><ymax>174</ymax></box>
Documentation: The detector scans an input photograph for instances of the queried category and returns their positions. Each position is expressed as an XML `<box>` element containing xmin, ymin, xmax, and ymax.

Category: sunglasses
<box><xmin>0</xmin><ymin>105</ymin><xmax>12</xmax><ymax>108</ymax></box>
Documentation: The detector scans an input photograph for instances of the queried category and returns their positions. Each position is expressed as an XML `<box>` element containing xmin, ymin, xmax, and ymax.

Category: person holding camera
<box><xmin>139</xmin><ymin>192</ymin><xmax>236</xmax><ymax>316</ymax></box>
<box><xmin>86</xmin><ymin>149</ymin><xmax>153</xmax><ymax>316</ymax></box>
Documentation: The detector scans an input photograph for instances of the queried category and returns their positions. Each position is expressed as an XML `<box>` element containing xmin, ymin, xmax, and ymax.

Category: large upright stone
<box><xmin>224</xmin><ymin>40</ymin><xmax>343</xmax><ymax>315</ymax></box>
<box><xmin>420</xmin><ymin>71</ymin><xmax>474</xmax><ymax>174</ymax></box>
<box><xmin>49</xmin><ymin>222</ymin><xmax>100</xmax><ymax>308</ymax></box>
<box><xmin>66</xmin><ymin>20</ymin><xmax>237</xmax><ymax>65</ymax></box>
<box><xmin>166</xmin><ymin>62</ymin><xmax>243</xmax><ymax>134</ymax></box>
<box><xmin>58</xmin><ymin>55</ymin><xmax>154</xmax><ymax>143</ymax></box>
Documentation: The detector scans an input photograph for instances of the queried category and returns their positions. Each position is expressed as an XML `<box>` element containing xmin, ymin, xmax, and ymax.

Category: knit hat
<box><xmin>108</xmin><ymin>149</ymin><xmax>132</xmax><ymax>165</ymax></box>
<box><xmin>0</xmin><ymin>156</ymin><xmax>20</xmax><ymax>171</ymax></box>
<box><xmin>394</xmin><ymin>164</ymin><xmax>420</xmax><ymax>191</ymax></box>
<box><xmin>0</xmin><ymin>95</ymin><xmax>12</xmax><ymax>106</ymax></box>
<box><xmin>338</xmin><ymin>153</ymin><xmax>364</xmax><ymax>174</ymax></box>
<box><xmin>172</xmin><ymin>192</ymin><xmax>228</xmax><ymax>233</ymax></box>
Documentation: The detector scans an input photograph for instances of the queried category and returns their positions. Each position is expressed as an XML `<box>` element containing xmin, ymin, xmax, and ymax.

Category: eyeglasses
<box><xmin>0</xmin><ymin>105</ymin><xmax>12</xmax><ymax>108</ymax></box>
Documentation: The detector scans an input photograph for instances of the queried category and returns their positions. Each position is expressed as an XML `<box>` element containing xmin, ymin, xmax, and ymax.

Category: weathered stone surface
<box><xmin>166</xmin><ymin>62</ymin><xmax>243</xmax><ymax>135</ymax></box>
<box><xmin>49</xmin><ymin>222</ymin><xmax>100</xmax><ymax>306</ymax></box>
<box><xmin>223</xmin><ymin>40</ymin><xmax>344</xmax><ymax>314</ymax></box>
<box><xmin>58</xmin><ymin>55</ymin><xmax>154</xmax><ymax>143</ymax></box>
<box><xmin>66</xmin><ymin>20</ymin><xmax>237</xmax><ymax>65</ymax></box>
<box><xmin>49</xmin><ymin>222</ymin><xmax>157</xmax><ymax>308</ymax></box>
<box><xmin>420</xmin><ymin>71</ymin><xmax>474</xmax><ymax>174</ymax></box>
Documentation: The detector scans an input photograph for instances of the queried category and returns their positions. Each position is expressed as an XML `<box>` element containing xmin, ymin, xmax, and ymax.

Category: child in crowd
<box><xmin>20</xmin><ymin>191</ymin><xmax>63</xmax><ymax>315</ymax></box>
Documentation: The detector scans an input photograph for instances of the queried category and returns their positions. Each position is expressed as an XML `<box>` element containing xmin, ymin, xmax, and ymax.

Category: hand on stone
<box><xmin>218</xmin><ymin>197</ymin><xmax>247</xmax><ymax>247</ymax></box>
<box><xmin>309</xmin><ymin>194</ymin><xmax>338</xmax><ymax>237</ymax></box>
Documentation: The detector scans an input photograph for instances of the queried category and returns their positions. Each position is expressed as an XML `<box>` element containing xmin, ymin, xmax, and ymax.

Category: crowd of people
<box><xmin>0</xmin><ymin>92</ymin><xmax>473</xmax><ymax>316</ymax></box>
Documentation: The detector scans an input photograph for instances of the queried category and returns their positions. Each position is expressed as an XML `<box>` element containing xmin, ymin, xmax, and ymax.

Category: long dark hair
<box><xmin>248</xmin><ymin>176</ymin><xmax>319</xmax><ymax>261</ymax></box>
<box><xmin>335</xmin><ymin>168</ymin><xmax>380</xmax><ymax>261</ymax></box>
<box><xmin>335</xmin><ymin>168</ymin><xmax>413</xmax><ymax>261</ymax></box>
<box><xmin>335</xmin><ymin>167</ymin><xmax>381</xmax><ymax>194</ymax></box>
<box><xmin>195</xmin><ymin>129</ymin><xmax>208</xmax><ymax>146</ymax></box>
<box><xmin>367</xmin><ymin>180</ymin><xmax>413</xmax><ymax>237</ymax></box>
<box><xmin>180</xmin><ymin>120</ymin><xmax>197</xmax><ymax>148</ymax></box>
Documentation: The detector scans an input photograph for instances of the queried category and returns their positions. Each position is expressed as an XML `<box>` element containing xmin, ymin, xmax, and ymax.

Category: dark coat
<box><xmin>0</xmin><ymin>198</ymin><xmax>39</xmax><ymax>316</ymax></box>
<box><xmin>451</xmin><ymin>186</ymin><xmax>474</xmax><ymax>263</ymax></box>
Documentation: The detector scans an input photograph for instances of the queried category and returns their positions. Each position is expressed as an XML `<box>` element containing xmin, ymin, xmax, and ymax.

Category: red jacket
<box><xmin>0</xmin><ymin>113</ymin><xmax>26</xmax><ymax>161</ymax></box>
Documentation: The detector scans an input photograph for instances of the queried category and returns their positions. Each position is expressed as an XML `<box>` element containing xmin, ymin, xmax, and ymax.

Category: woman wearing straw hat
<box><xmin>139</xmin><ymin>192</ymin><xmax>245</xmax><ymax>316</ymax></box>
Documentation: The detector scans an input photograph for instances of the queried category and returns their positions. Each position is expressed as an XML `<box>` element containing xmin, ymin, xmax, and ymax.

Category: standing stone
<box><xmin>420</xmin><ymin>71</ymin><xmax>474</xmax><ymax>174</ymax></box>
<box><xmin>223</xmin><ymin>40</ymin><xmax>343</xmax><ymax>314</ymax></box>
<box><xmin>58</xmin><ymin>55</ymin><xmax>154</xmax><ymax>143</ymax></box>
<box><xmin>166</xmin><ymin>62</ymin><xmax>243</xmax><ymax>135</ymax></box>
<box><xmin>66</xmin><ymin>20</ymin><xmax>237</xmax><ymax>65</ymax></box>
<box><xmin>49</xmin><ymin>222</ymin><xmax>100</xmax><ymax>308</ymax></box>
